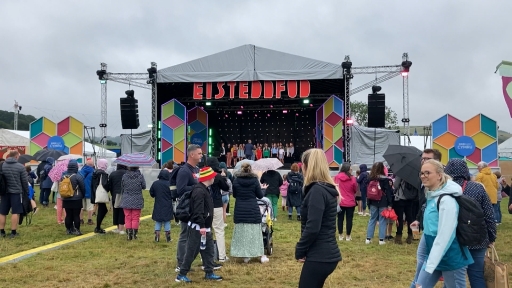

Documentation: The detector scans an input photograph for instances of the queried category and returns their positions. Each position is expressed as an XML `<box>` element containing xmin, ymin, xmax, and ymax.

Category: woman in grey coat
<box><xmin>120</xmin><ymin>167</ymin><xmax>146</xmax><ymax>240</ymax></box>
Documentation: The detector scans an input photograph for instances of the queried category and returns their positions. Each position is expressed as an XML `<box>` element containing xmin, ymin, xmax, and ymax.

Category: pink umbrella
<box><xmin>49</xmin><ymin>159</ymin><xmax>70</xmax><ymax>182</ymax></box>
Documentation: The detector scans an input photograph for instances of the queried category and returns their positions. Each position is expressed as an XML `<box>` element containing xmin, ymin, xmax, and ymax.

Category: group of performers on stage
<box><xmin>220</xmin><ymin>142</ymin><xmax>295</xmax><ymax>168</ymax></box>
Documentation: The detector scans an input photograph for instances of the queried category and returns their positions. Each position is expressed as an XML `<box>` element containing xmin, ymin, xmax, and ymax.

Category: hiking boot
<box><xmin>155</xmin><ymin>231</ymin><xmax>160</xmax><ymax>242</ymax></box>
<box><xmin>126</xmin><ymin>229</ymin><xmax>133</xmax><ymax>240</ymax></box>
<box><xmin>9</xmin><ymin>233</ymin><xmax>19</xmax><ymax>239</ymax></box>
<box><xmin>406</xmin><ymin>234</ymin><xmax>413</xmax><ymax>244</ymax></box>
<box><xmin>0</xmin><ymin>231</ymin><xmax>5</xmax><ymax>238</ymax></box>
<box><xmin>73</xmin><ymin>229</ymin><xmax>83</xmax><ymax>236</ymax></box>
<box><xmin>165</xmin><ymin>231</ymin><xmax>171</xmax><ymax>242</ymax></box>
<box><xmin>175</xmin><ymin>275</ymin><xmax>192</xmax><ymax>283</ymax></box>
<box><xmin>205</xmin><ymin>273</ymin><xmax>223</xmax><ymax>281</ymax></box>
<box><xmin>133</xmin><ymin>229</ymin><xmax>138</xmax><ymax>240</ymax></box>
<box><xmin>66</xmin><ymin>229</ymin><xmax>74</xmax><ymax>235</ymax></box>
<box><xmin>87</xmin><ymin>219</ymin><xmax>94</xmax><ymax>225</ymax></box>
<box><xmin>394</xmin><ymin>235</ymin><xmax>403</xmax><ymax>245</ymax></box>
<box><xmin>288</xmin><ymin>215</ymin><xmax>292</xmax><ymax>220</ymax></box>
<box><xmin>94</xmin><ymin>228</ymin><xmax>106</xmax><ymax>234</ymax></box>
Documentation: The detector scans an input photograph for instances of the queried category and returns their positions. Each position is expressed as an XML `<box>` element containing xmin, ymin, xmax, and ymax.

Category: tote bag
<box><xmin>484</xmin><ymin>246</ymin><xmax>509</xmax><ymax>288</ymax></box>
<box><xmin>95</xmin><ymin>175</ymin><xmax>110</xmax><ymax>203</ymax></box>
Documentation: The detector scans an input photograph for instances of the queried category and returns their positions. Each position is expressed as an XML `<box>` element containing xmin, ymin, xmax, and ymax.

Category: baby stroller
<box><xmin>257</xmin><ymin>197</ymin><xmax>274</xmax><ymax>256</ymax></box>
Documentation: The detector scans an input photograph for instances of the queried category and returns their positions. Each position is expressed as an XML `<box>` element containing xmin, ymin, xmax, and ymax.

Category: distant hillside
<box><xmin>0</xmin><ymin>110</ymin><xmax>37</xmax><ymax>131</ymax></box>
<box><xmin>398</xmin><ymin>125</ymin><xmax>512</xmax><ymax>144</ymax></box>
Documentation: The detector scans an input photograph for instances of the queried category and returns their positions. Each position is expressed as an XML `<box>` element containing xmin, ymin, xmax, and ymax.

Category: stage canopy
<box><xmin>157</xmin><ymin>44</ymin><xmax>343</xmax><ymax>83</ymax></box>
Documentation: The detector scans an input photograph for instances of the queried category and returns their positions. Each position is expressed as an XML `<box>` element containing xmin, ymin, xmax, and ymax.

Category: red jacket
<box><xmin>334</xmin><ymin>173</ymin><xmax>357</xmax><ymax>207</ymax></box>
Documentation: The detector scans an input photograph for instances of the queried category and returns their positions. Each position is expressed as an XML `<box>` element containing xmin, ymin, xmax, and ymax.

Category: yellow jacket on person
<box><xmin>475</xmin><ymin>167</ymin><xmax>499</xmax><ymax>204</ymax></box>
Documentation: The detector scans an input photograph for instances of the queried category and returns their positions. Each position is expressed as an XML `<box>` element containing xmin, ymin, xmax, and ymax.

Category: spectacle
<box><xmin>419</xmin><ymin>171</ymin><xmax>431</xmax><ymax>177</ymax></box>
<box><xmin>421</xmin><ymin>157</ymin><xmax>433</xmax><ymax>162</ymax></box>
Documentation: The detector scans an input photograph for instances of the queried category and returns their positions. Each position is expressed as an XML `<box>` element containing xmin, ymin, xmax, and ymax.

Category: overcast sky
<box><xmin>1</xmin><ymin>1</ymin><xmax>511</xmax><ymax>137</ymax></box>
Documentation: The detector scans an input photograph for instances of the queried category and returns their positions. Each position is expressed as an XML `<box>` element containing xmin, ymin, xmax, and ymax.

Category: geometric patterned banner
<box><xmin>187</xmin><ymin>107</ymin><xmax>208</xmax><ymax>156</ymax></box>
<box><xmin>316</xmin><ymin>95</ymin><xmax>344</xmax><ymax>168</ymax></box>
<box><xmin>432</xmin><ymin>113</ymin><xmax>498</xmax><ymax>168</ymax></box>
<box><xmin>161</xmin><ymin>99</ymin><xmax>187</xmax><ymax>165</ymax></box>
<box><xmin>29</xmin><ymin>116</ymin><xmax>84</xmax><ymax>156</ymax></box>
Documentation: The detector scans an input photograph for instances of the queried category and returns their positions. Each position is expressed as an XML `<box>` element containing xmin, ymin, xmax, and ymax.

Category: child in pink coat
<box><xmin>334</xmin><ymin>163</ymin><xmax>357</xmax><ymax>241</ymax></box>
<box><xmin>279</xmin><ymin>174</ymin><xmax>289</xmax><ymax>211</ymax></box>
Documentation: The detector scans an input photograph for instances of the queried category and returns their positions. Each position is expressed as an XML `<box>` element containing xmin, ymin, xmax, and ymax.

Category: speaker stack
<box><xmin>367</xmin><ymin>86</ymin><xmax>386</xmax><ymax>128</ymax></box>
<box><xmin>120</xmin><ymin>90</ymin><xmax>140</xmax><ymax>130</ymax></box>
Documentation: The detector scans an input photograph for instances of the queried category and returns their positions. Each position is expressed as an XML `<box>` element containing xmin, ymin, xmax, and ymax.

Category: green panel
<box><xmin>30</xmin><ymin>118</ymin><xmax>43</xmax><ymax>139</ymax></box>
<box><xmin>466</xmin><ymin>160</ymin><xmax>477</xmax><ymax>168</ymax></box>
<box><xmin>162</xmin><ymin>149</ymin><xmax>173</xmax><ymax>165</ymax></box>
<box><xmin>480</xmin><ymin>114</ymin><xmax>497</xmax><ymax>138</ymax></box>
<box><xmin>323</xmin><ymin>97</ymin><xmax>334</xmax><ymax>118</ymax></box>
<box><xmin>30</xmin><ymin>142</ymin><xmax>42</xmax><ymax>155</ymax></box>
<box><xmin>333</xmin><ymin>146</ymin><xmax>343</xmax><ymax>164</ymax></box>
<box><xmin>62</xmin><ymin>132</ymin><xmax>82</xmax><ymax>147</ymax></box>
<box><xmin>449</xmin><ymin>147</ymin><xmax>464</xmax><ymax>159</ymax></box>
<box><xmin>174</xmin><ymin>101</ymin><xmax>186</xmax><ymax>121</ymax></box>
<box><xmin>162</xmin><ymin>101</ymin><xmax>174</xmax><ymax>120</ymax></box>
<box><xmin>333</xmin><ymin>122</ymin><xmax>343</xmax><ymax>141</ymax></box>
<box><xmin>174</xmin><ymin>124</ymin><xmax>185</xmax><ymax>143</ymax></box>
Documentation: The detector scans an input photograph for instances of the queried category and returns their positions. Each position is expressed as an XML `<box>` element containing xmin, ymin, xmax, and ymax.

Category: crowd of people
<box><xmin>221</xmin><ymin>140</ymin><xmax>295</xmax><ymax>166</ymax></box>
<box><xmin>0</xmin><ymin>144</ymin><xmax>508</xmax><ymax>287</ymax></box>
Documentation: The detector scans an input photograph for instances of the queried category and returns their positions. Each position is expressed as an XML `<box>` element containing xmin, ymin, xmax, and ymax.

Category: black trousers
<box><xmin>393</xmin><ymin>199</ymin><xmax>414</xmax><ymax>236</ymax></box>
<box><xmin>96</xmin><ymin>203</ymin><xmax>108</xmax><ymax>229</ymax></box>
<box><xmin>64</xmin><ymin>208</ymin><xmax>82</xmax><ymax>231</ymax></box>
<box><xmin>337</xmin><ymin>206</ymin><xmax>355</xmax><ymax>235</ymax></box>
<box><xmin>299</xmin><ymin>261</ymin><xmax>338</xmax><ymax>288</ymax></box>
<box><xmin>179</xmin><ymin>227</ymin><xmax>215</xmax><ymax>275</ymax></box>
<box><xmin>112</xmin><ymin>207</ymin><xmax>125</xmax><ymax>225</ymax></box>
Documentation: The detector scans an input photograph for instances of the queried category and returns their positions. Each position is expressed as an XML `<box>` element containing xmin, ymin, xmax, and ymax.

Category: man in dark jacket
<box><xmin>206</xmin><ymin>157</ymin><xmax>230</xmax><ymax>262</ymax></box>
<box><xmin>108</xmin><ymin>164</ymin><xmax>127</xmax><ymax>233</ymax></box>
<box><xmin>79</xmin><ymin>159</ymin><xmax>95</xmax><ymax>225</ymax></box>
<box><xmin>260</xmin><ymin>169</ymin><xmax>283</xmax><ymax>220</ymax></box>
<box><xmin>176</xmin><ymin>167</ymin><xmax>222</xmax><ymax>283</ymax></box>
<box><xmin>0</xmin><ymin>151</ymin><xmax>29</xmax><ymax>238</ymax></box>
<box><xmin>356</xmin><ymin>164</ymin><xmax>369</xmax><ymax>215</ymax></box>
<box><xmin>61</xmin><ymin>160</ymin><xmax>86</xmax><ymax>235</ymax></box>
<box><xmin>176</xmin><ymin>144</ymin><xmax>202</xmax><ymax>272</ymax></box>
<box><xmin>40</xmin><ymin>157</ymin><xmax>55</xmax><ymax>207</ymax></box>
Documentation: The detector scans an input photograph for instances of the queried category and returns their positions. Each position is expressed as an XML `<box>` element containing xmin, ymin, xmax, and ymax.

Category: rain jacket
<box><xmin>422</xmin><ymin>180</ymin><xmax>473</xmax><ymax>273</ymax></box>
<box><xmin>334</xmin><ymin>173</ymin><xmax>357</xmax><ymax>208</ymax></box>
<box><xmin>475</xmin><ymin>167</ymin><xmax>499</xmax><ymax>204</ymax></box>
<box><xmin>150</xmin><ymin>170</ymin><xmax>174</xmax><ymax>222</ymax></box>
<box><xmin>79</xmin><ymin>165</ymin><xmax>95</xmax><ymax>199</ymax></box>
<box><xmin>41</xmin><ymin>157</ymin><xmax>55</xmax><ymax>189</ymax></box>
<box><xmin>356</xmin><ymin>164</ymin><xmax>369</xmax><ymax>194</ymax></box>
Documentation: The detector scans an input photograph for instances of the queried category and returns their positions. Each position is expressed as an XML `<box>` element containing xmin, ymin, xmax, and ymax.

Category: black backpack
<box><xmin>169</xmin><ymin>167</ymin><xmax>182</xmax><ymax>199</ymax></box>
<box><xmin>287</xmin><ymin>175</ymin><xmax>303</xmax><ymax>195</ymax></box>
<box><xmin>175</xmin><ymin>190</ymin><xmax>192</xmax><ymax>222</ymax></box>
<box><xmin>0</xmin><ymin>163</ymin><xmax>7</xmax><ymax>196</ymax></box>
<box><xmin>400</xmin><ymin>180</ymin><xmax>419</xmax><ymax>201</ymax></box>
<box><xmin>437</xmin><ymin>189</ymin><xmax>487</xmax><ymax>247</ymax></box>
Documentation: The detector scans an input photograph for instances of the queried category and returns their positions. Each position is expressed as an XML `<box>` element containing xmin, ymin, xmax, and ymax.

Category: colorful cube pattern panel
<box><xmin>316</xmin><ymin>95</ymin><xmax>344</xmax><ymax>167</ymax></box>
<box><xmin>187</xmin><ymin>107</ymin><xmax>208</xmax><ymax>155</ymax></box>
<box><xmin>161</xmin><ymin>99</ymin><xmax>186</xmax><ymax>165</ymax></box>
<box><xmin>431</xmin><ymin>114</ymin><xmax>498</xmax><ymax>167</ymax></box>
<box><xmin>29</xmin><ymin>117</ymin><xmax>84</xmax><ymax>156</ymax></box>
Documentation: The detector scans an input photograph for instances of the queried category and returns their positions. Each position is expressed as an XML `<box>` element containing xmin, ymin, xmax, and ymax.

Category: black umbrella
<box><xmin>18</xmin><ymin>154</ymin><xmax>35</xmax><ymax>164</ymax></box>
<box><xmin>383</xmin><ymin>145</ymin><xmax>422</xmax><ymax>189</ymax></box>
<box><xmin>33</xmin><ymin>149</ymin><xmax>66</xmax><ymax>162</ymax></box>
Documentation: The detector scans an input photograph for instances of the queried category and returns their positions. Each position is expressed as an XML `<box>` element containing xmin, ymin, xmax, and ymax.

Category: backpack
<box><xmin>169</xmin><ymin>167</ymin><xmax>182</xmax><ymax>199</ymax></box>
<box><xmin>59</xmin><ymin>174</ymin><xmax>76</xmax><ymax>198</ymax></box>
<box><xmin>288</xmin><ymin>180</ymin><xmax>302</xmax><ymax>194</ymax></box>
<box><xmin>437</xmin><ymin>182</ymin><xmax>487</xmax><ymax>247</ymax></box>
<box><xmin>399</xmin><ymin>180</ymin><xmax>419</xmax><ymax>201</ymax></box>
<box><xmin>0</xmin><ymin>163</ymin><xmax>7</xmax><ymax>196</ymax></box>
<box><xmin>367</xmin><ymin>180</ymin><xmax>384</xmax><ymax>201</ymax></box>
<box><xmin>39</xmin><ymin>169</ymin><xmax>47</xmax><ymax>182</ymax></box>
<box><xmin>175</xmin><ymin>190</ymin><xmax>192</xmax><ymax>222</ymax></box>
<box><xmin>221</xmin><ymin>179</ymin><xmax>232</xmax><ymax>196</ymax></box>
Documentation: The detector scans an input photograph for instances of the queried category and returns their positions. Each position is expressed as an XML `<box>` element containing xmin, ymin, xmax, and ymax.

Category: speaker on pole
<box><xmin>120</xmin><ymin>90</ymin><xmax>140</xmax><ymax>130</ymax></box>
<box><xmin>367</xmin><ymin>93</ymin><xmax>386</xmax><ymax>128</ymax></box>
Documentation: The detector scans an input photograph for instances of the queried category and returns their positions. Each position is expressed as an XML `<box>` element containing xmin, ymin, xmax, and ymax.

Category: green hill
<box><xmin>0</xmin><ymin>110</ymin><xmax>37</xmax><ymax>131</ymax></box>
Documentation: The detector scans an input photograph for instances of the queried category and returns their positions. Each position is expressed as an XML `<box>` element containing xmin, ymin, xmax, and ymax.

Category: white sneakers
<box><xmin>338</xmin><ymin>235</ymin><xmax>344</xmax><ymax>241</ymax></box>
<box><xmin>345</xmin><ymin>236</ymin><xmax>352</xmax><ymax>241</ymax></box>
<box><xmin>260</xmin><ymin>255</ymin><xmax>269</xmax><ymax>263</ymax></box>
<box><xmin>219</xmin><ymin>256</ymin><xmax>229</xmax><ymax>263</ymax></box>
<box><xmin>379</xmin><ymin>240</ymin><xmax>386</xmax><ymax>245</ymax></box>
<box><xmin>365</xmin><ymin>239</ymin><xmax>371</xmax><ymax>245</ymax></box>
<box><xmin>339</xmin><ymin>235</ymin><xmax>352</xmax><ymax>241</ymax></box>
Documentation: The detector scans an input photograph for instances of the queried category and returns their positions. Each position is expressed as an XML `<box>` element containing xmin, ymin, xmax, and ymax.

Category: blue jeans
<box><xmin>366</xmin><ymin>205</ymin><xmax>387</xmax><ymax>240</ymax></box>
<box><xmin>154</xmin><ymin>221</ymin><xmax>171</xmax><ymax>232</ymax></box>
<box><xmin>411</xmin><ymin>235</ymin><xmax>428</xmax><ymax>287</ymax></box>
<box><xmin>288</xmin><ymin>206</ymin><xmax>301</xmax><ymax>216</ymax></box>
<box><xmin>466</xmin><ymin>248</ymin><xmax>486</xmax><ymax>288</ymax></box>
<box><xmin>222</xmin><ymin>195</ymin><xmax>229</xmax><ymax>205</ymax></box>
<box><xmin>416</xmin><ymin>266</ymin><xmax>467</xmax><ymax>288</ymax></box>
<box><xmin>493</xmin><ymin>202</ymin><xmax>502</xmax><ymax>223</ymax></box>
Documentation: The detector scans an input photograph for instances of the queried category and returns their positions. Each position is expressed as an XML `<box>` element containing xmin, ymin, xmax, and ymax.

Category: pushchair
<box><xmin>257</xmin><ymin>197</ymin><xmax>274</xmax><ymax>256</ymax></box>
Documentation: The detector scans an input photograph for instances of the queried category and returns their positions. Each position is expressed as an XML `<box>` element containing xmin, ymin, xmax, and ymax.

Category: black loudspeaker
<box><xmin>367</xmin><ymin>93</ymin><xmax>385</xmax><ymax>128</ymax></box>
<box><xmin>120</xmin><ymin>96</ymin><xmax>140</xmax><ymax>129</ymax></box>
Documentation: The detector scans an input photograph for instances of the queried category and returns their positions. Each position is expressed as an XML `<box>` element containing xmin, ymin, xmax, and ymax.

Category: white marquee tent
<box><xmin>0</xmin><ymin>129</ymin><xmax>116</xmax><ymax>158</ymax></box>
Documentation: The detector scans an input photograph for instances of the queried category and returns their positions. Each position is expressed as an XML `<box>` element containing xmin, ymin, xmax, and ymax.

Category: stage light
<box><xmin>125</xmin><ymin>90</ymin><xmax>135</xmax><ymax>98</ymax></box>
<box><xmin>346</xmin><ymin>119</ymin><xmax>354</xmax><ymax>125</ymax></box>
<box><xmin>206</xmin><ymin>102</ymin><xmax>212</xmax><ymax>106</ymax></box>
<box><xmin>371</xmin><ymin>86</ymin><xmax>382</xmax><ymax>93</ymax></box>
<box><xmin>237</xmin><ymin>111</ymin><xmax>242</xmax><ymax>114</ymax></box>
<box><xmin>240</xmin><ymin>106</ymin><xmax>243</xmax><ymax>109</ymax></box>
<box><xmin>401</xmin><ymin>59</ymin><xmax>412</xmax><ymax>77</ymax></box>
<box><xmin>225</xmin><ymin>114</ymin><xmax>228</xmax><ymax>117</ymax></box>
<box><xmin>309</xmin><ymin>104</ymin><xmax>313</xmax><ymax>107</ymax></box>
<box><xmin>283</xmin><ymin>110</ymin><xmax>288</xmax><ymax>113</ymax></box>
<box><xmin>255</xmin><ymin>114</ymin><xmax>257</xmax><ymax>117</ymax></box>
<box><xmin>296</xmin><ymin>113</ymin><xmax>299</xmax><ymax>116</ymax></box>
<box><xmin>270</xmin><ymin>105</ymin><xmax>273</xmax><ymax>108</ymax></box>
<box><xmin>303</xmin><ymin>99</ymin><xmax>310</xmax><ymax>104</ymax></box>
<box><xmin>267</xmin><ymin>114</ymin><xmax>270</xmax><ymax>117</ymax></box>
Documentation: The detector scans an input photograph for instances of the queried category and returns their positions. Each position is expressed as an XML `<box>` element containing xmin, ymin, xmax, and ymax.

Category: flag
<box><xmin>497</xmin><ymin>61</ymin><xmax>512</xmax><ymax>117</ymax></box>
<box><xmin>413</xmin><ymin>128</ymin><xmax>418</xmax><ymax>136</ymax></box>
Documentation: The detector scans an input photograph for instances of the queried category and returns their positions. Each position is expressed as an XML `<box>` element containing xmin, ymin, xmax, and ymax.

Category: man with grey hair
<box><xmin>475</xmin><ymin>161</ymin><xmax>499</xmax><ymax>210</ymax></box>
<box><xmin>175</xmin><ymin>144</ymin><xmax>202</xmax><ymax>272</ymax></box>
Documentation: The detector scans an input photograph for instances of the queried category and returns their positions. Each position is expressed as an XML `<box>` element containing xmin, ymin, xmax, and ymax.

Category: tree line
<box><xmin>0</xmin><ymin>110</ymin><xmax>37</xmax><ymax>131</ymax></box>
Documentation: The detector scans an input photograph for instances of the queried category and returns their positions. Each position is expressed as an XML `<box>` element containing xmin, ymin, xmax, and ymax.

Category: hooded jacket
<box><xmin>61</xmin><ymin>160</ymin><xmax>86</xmax><ymax>202</ymax></box>
<box><xmin>108</xmin><ymin>165</ymin><xmax>127</xmax><ymax>198</ymax></box>
<box><xmin>295</xmin><ymin>182</ymin><xmax>341</xmax><ymax>263</ymax></box>
<box><xmin>233</xmin><ymin>171</ymin><xmax>264</xmax><ymax>224</ymax></box>
<box><xmin>422</xmin><ymin>180</ymin><xmax>473</xmax><ymax>273</ymax></box>
<box><xmin>41</xmin><ymin>157</ymin><xmax>55</xmax><ymax>189</ymax></box>
<box><xmin>207</xmin><ymin>157</ymin><xmax>230</xmax><ymax>208</ymax></box>
<box><xmin>260</xmin><ymin>170</ymin><xmax>283</xmax><ymax>196</ymax></box>
<box><xmin>444</xmin><ymin>159</ymin><xmax>497</xmax><ymax>249</ymax></box>
<box><xmin>356</xmin><ymin>164</ymin><xmax>369</xmax><ymax>194</ymax></box>
<box><xmin>150</xmin><ymin>170</ymin><xmax>174</xmax><ymax>222</ymax></box>
<box><xmin>334</xmin><ymin>172</ymin><xmax>358</xmax><ymax>207</ymax></box>
<box><xmin>190</xmin><ymin>182</ymin><xmax>214</xmax><ymax>229</ymax></box>
<box><xmin>475</xmin><ymin>167</ymin><xmax>499</xmax><ymax>204</ymax></box>
<box><xmin>2</xmin><ymin>157</ymin><xmax>29</xmax><ymax>195</ymax></box>
<box><xmin>120</xmin><ymin>169</ymin><xmax>146</xmax><ymax>209</ymax></box>
<box><xmin>79</xmin><ymin>164</ymin><xmax>95</xmax><ymax>199</ymax></box>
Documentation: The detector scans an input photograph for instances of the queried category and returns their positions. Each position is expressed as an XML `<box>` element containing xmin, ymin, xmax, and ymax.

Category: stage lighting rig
<box><xmin>125</xmin><ymin>90</ymin><xmax>135</xmax><ymax>98</ymax></box>
<box><xmin>371</xmin><ymin>85</ymin><xmax>382</xmax><ymax>94</ymax></box>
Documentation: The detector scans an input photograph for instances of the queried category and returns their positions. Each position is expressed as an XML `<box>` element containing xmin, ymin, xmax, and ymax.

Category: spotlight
<box><xmin>283</xmin><ymin>110</ymin><xmax>288</xmax><ymax>113</ymax></box>
<box><xmin>270</xmin><ymin>105</ymin><xmax>273</xmax><ymax>108</ymax></box>
<box><xmin>346</xmin><ymin>119</ymin><xmax>354</xmax><ymax>125</ymax></box>
<box><xmin>303</xmin><ymin>99</ymin><xmax>310</xmax><ymax>104</ymax></box>
<box><xmin>125</xmin><ymin>90</ymin><xmax>135</xmax><ymax>98</ymax></box>
<box><xmin>267</xmin><ymin>114</ymin><xmax>270</xmax><ymax>117</ymax></box>
<box><xmin>296</xmin><ymin>113</ymin><xmax>299</xmax><ymax>116</ymax></box>
<box><xmin>206</xmin><ymin>102</ymin><xmax>212</xmax><ymax>106</ymax></box>
<box><xmin>237</xmin><ymin>111</ymin><xmax>242</xmax><ymax>115</ymax></box>
<box><xmin>309</xmin><ymin>104</ymin><xmax>313</xmax><ymax>107</ymax></box>
<box><xmin>255</xmin><ymin>114</ymin><xmax>257</xmax><ymax>117</ymax></box>
<box><xmin>401</xmin><ymin>60</ymin><xmax>412</xmax><ymax>77</ymax></box>
<box><xmin>371</xmin><ymin>86</ymin><xmax>382</xmax><ymax>93</ymax></box>
<box><xmin>240</xmin><ymin>106</ymin><xmax>243</xmax><ymax>109</ymax></box>
<box><xmin>147</xmin><ymin>67</ymin><xmax>157</xmax><ymax>79</ymax></box>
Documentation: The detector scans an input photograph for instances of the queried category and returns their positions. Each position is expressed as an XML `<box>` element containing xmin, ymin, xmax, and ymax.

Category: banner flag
<box><xmin>497</xmin><ymin>61</ymin><xmax>512</xmax><ymax>117</ymax></box>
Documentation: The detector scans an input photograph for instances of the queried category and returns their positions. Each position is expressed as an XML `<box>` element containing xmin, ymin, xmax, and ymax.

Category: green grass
<box><xmin>1</xmin><ymin>188</ymin><xmax>511</xmax><ymax>288</ymax></box>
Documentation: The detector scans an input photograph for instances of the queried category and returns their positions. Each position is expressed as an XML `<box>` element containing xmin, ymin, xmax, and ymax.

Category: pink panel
<box><xmin>163</xmin><ymin>115</ymin><xmax>184</xmax><ymax>129</ymax></box>
<box><xmin>325</xmin><ymin>146</ymin><xmax>333</xmax><ymax>163</ymax></box>
<box><xmin>32</xmin><ymin>133</ymin><xmax>50</xmax><ymax>147</ymax></box>
<box><xmin>162</xmin><ymin>139</ymin><xmax>172</xmax><ymax>152</ymax></box>
<box><xmin>334</xmin><ymin>138</ymin><xmax>344</xmax><ymax>150</ymax></box>
<box><xmin>447</xmin><ymin>115</ymin><xmax>463</xmax><ymax>137</ymax></box>
<box><xmin>57</xmin><ymin>117</ymin><xmax>70</xmax><ymax>137</ymax></box>
<box><xmin>187</xmin><ymin>108</ymin><xmax>198</xmax><ymax>123</ymax></box>
<box><xmin>466</xmin><ymin>147</ymin><xmax>481</xmax><ymax>164</ymax></box>
<box><xmin>316</xmin><ymin>107</ymin><xmax>323</xmax><ymax>124</ymax></box>
<box><xmin>488</xmin><ymin>159</ymin><xmax>499</xmax><ymax>168</ymax></box>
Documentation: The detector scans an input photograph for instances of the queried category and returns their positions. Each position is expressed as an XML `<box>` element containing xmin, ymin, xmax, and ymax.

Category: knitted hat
<box><xmin>199</xmin><ymin>166</ymin><xmax>217</xmax><ymax>182</ymax></box>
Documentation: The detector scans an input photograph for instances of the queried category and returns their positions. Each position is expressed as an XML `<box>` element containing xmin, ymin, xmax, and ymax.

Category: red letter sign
<box><xmin>227</xmin><ymin>82</ymin><xmax>237</xmax><ymax>99</ymax></box>
<box><xmin>205</xmin><ymin>82</ymin><xmax>212</xmax><ymax>99</ymax></box>
<box><xmin>299</xmin><ymin>80</ymin><xmax>311</xmax><ymax>98</ymax></box>
<box><xmin>193</xmin><ymin>83</ymin><xmax>203</xmax><ymax>100</ymax></box>
<box><xmin>251</xmin><ymin>81</ymin><xmax>262</xmax><ymax>98</ymax></box>
<box><xmin>239</xmin><ymin>81</ymin><xmax>248</xmax><ymax>98</ymax></box>
<box><xmin>263</xmin><ymin>81</ymin><xmax>274</xmax><ymax>99</ymax></box>
<box><xmin>215</xmin><ymin>82</ymin><xmax>225</xmax><ymax>99</ymax></box>
<box><xmin>287</xmin><ymin>80</ymin><xmax>297</xmax><ymax>98</ymax></box>
<box><xmin>275</xmin><ymin>80</ymin><xmax>285</xmax><ymax>99</ymax></box>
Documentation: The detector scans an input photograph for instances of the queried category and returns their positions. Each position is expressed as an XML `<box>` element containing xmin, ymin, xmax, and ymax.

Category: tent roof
<box><xmin>157</xmin><ymin>44</ymin><xmax>343</xmax><ymax>83</ymax></box>
<box><xmin>0</xmin><ymin>129</ymin><xmax>116</xmax><ymax>158</ymax></box>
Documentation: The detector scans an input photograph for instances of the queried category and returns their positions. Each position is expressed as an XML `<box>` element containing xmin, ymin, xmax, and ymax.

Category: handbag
<box><xmin>95</xmin><ymin>175</ymin><xmax>110</xmax><ymax>203</ymax></box>
<box><xmin>114</xmin><ymin>181</ymin><xmax>124</xmax><ymax>208</ymax></box>
<box><xmin>484</xmin><ymin>245</ymin><xmax>509</xmax><ymax>288</ymax></box>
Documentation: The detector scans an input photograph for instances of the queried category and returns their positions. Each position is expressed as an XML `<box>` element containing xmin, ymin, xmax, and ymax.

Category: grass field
<box><xmin>0</xmin><ymin>189</ymin><xmax>511</xmax><ymax>288</ymax></box>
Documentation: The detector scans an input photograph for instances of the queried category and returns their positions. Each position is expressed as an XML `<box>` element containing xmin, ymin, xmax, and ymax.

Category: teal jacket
<box><xmin>423</xmin><ymin>180</ymin><xmax>473</xmax><ymax>273</ymax></box>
